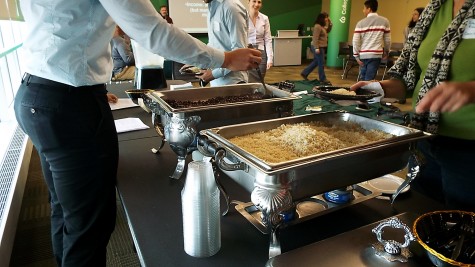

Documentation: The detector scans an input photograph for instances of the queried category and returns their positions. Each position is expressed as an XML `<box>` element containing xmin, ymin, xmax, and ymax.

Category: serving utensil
<box><xmin>248</xmin><ymin>44</ymin><xmax>268</xmax><ymax>91</ymax></box>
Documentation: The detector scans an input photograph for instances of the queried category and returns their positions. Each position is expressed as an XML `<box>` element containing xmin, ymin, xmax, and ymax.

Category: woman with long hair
<box><xmin>248</xmin><ymin>0</ymin><xmax>273</xmax><ymax>82</ymax></box>
<box><xmin>403</xmin><ymin>7</ymin><xmax>424</xmax><ymax>44</ymax></box>
<box><xmin>300</xmin><ymin>13</ymin><xmax>329</xmax><ymax>83</ymax></box>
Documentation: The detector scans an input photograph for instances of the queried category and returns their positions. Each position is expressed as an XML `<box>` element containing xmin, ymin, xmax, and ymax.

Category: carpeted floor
<box><xmin>9</xmin><ymin>148</ymin><xmax>140</xmax><ymax>267</ymax></box>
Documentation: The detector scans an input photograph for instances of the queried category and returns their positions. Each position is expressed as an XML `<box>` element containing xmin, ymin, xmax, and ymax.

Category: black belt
<box><xmin>22</xmin><ymin>73</ymin><xmax>105</xmax><ymax>90</ymax></box>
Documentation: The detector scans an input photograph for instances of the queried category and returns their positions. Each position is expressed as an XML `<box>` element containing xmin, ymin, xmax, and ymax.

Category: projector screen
<box><xmin>168</xmin><ymin>0</ymin><xmax>248</xmax><ymax>34</ymax></box>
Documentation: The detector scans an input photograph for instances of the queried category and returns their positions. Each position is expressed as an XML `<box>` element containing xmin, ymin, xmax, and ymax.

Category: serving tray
<box><xmin>312</xmin><ymin>85</ymin><xmax>380</xmax><ymax>101</ymax></box>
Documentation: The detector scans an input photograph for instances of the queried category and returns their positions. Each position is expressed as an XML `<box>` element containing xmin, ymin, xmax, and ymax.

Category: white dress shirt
<box><xmin>248</xmin><ymin>12</ymin><xmax>273</xmax><ymax>64</ymax></box>
<box><xmin>20</xmin><ymin>0</ymin><xmax>224</xmax><ymax>86</ymax></box>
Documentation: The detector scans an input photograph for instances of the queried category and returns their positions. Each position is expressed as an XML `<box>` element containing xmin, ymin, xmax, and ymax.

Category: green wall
<box><xmin>261</xmin><ymin>0</ymin><xmax>321</xmax><ymax>58</ymax></box>
<box><xmin>149</xmin><ymin>0</ymin><xmax>322</xmax><ymax>58</ymax></box>
<box><xmin>150</xmin><ymin>0</ymin><xmax>166</xmax><ymax>9</ymax></box>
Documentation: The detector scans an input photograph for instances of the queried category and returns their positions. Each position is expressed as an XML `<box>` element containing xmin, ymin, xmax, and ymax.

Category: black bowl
<box><xmin>413</xmin><ymin>210</ymin><xmax>475</xmax><ymax>267</ymax></box>
<box><xmin>312</xmin><ymin>85</ymin><xmax>380</xmax><ymax>101</ymax></box>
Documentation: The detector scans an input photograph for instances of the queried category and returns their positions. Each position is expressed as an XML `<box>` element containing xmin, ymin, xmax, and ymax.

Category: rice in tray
<box><xmin>228</xmin><ymin>121</ymin><xmax>394</xmax><ymax>164</ymax></box>
<box><xmin>329</xmin><ymin>88</ymin><xmax>356</xmax><ymax>95</ymax></box>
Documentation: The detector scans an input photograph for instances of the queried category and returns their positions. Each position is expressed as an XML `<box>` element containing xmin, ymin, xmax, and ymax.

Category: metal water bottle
<box><xmin>181</xmin><ymin>159</ymin><xmax>221</xmax><ymax>257</ymax></box>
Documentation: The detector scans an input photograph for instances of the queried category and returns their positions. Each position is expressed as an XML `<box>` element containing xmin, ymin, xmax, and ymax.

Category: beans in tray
<box><xmin>164</xmin><ymin>92</ymin><xmax>271</xmax><ymax>108</ymax></box>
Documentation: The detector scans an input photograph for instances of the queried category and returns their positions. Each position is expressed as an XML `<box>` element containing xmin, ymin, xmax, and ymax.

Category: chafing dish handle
<box><xmin>197</xmin><ymin>135</ymin><xmax>222</xmax><ymax>157</ymax></box>
<box><xmin>197</xmin><ymin>136</ymin><xmax>248</xmax><ymax>172</ymax></box>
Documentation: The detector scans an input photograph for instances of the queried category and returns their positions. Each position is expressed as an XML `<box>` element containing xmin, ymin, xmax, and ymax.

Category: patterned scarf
<box><xmin>387</xmin><ymin>0</ymin><xmax>475</xmax><ymax>134</ymax></box>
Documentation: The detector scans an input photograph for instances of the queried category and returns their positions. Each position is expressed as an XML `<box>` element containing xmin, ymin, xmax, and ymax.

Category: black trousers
<box><xmin>14</xmin><ymin>75</ymin><xmax>118</xmax><ymax>266</ymax></box>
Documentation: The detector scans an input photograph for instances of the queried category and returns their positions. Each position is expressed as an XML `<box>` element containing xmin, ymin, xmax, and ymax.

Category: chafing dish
<box><xmin>197</xmin><ymin>111</ymin><xmax>430</xmax><ymax>257</ymax></box>
<box><xmin>142</xmin><ymin>83</ymin><xmax>299</xmax><ymax>179</ymax></box>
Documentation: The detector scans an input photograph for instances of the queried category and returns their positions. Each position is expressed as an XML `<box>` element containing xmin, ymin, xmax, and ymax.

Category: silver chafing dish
<box><xmin>197</xmin><ymin>111</ymin><xmax>430</xmax><ymax>257</ymax></box>
<box><xmin>143</xmin><ymin>83</ymin><xmax>299</xmax><ymax>179</ymax></box>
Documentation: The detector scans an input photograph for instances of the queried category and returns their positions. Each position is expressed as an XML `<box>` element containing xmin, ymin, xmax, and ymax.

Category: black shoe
<box><xmin>300</xmin><ymin>73</ymin><xmax>308</xmax><ymax>80</ymax></box>
<box><xmin>320</xmin><ymin>79</ymin><xmax>331</xmax><ymax>85</ymax></box>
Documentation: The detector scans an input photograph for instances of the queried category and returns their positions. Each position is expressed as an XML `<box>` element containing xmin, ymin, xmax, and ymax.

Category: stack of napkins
<box><xmin>114</xmin><ymin>118</ymin><xmax>149</xmax><ymax>133</ymax></box>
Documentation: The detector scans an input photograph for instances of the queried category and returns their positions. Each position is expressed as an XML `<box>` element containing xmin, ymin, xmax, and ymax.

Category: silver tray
<box><xmin>147</xmin><ymin>83</ymin><xmax>299</xmax><ymax>131</ymax></box>
<box><xmin>199</xmin><ymin>111</ymin><xmax>431</xmax><ymax>201</ymax></box>
<box><xmin>144</xmin><ymin>83</ymin><xmax>299</xmax><ymax>179</ymax></box>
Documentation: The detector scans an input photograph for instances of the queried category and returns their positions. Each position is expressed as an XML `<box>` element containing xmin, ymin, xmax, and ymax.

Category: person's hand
<box><xmin>222</xmin><ymin>48</ymin><xmax>262</xmax><ymax>71</ymax></box>
<box><xmin>196</xmin><ymin>69</ymin><xmax>215</xmax><ymax>83</ymax></box>
<box><xmin>315</xmin><ymin>48</ymin><xmax>320</xmax><ymax>54</ymax></box>
<box><xmin>415</xmin><ymin>81</ymin><xmax>475</xmax><ymax>113</ymax></box>
<box><xmin>179</xmin><ymin>64</ymin><xmax>191</xmax><ymax>72</ymax></box>
<box><xmin>107</xmin><ymin>93</ymin><xmax>118</xmax><ymax>103</ymax></box>
<box><xmin>350</xmin><ymin>81</ymin><xmax>384</xmax><ymax>102</ymax></box>
<box><xmin>356</xmin><ymin>58</ymin><xmax>364</xmax><ymax>66</ymax></box>
<box><xmin>350</xmin><ymin>81</ymin><xmax>372</xmax><ymax>91</ymax></box>
<box><xmin>267</xmin><ymin>62</ymin><xmax>273</xmax><ymax>70</ymax></box>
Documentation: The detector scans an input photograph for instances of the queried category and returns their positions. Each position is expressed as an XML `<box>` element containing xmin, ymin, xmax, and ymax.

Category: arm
<box><xmin>352</xmin><ymin>23</ymin><xmax>363</xmax><ymax>65</ymax></box>
<box><xmin>416</xmin><ymin>81</ymin><xmax>475</xmax><ymax>113</ymax></box>
<box><xmin>263</xmin><ymin>15</ymin><xmax>273</xmax><ymax>68</ymax></box>
<box><xmin>312</xmin><ymin>24</ymin><xmax>322</xmax><ymax>50</ymax></box>
<box><xmin>350</xmin><ymin>79</ymin><xmax>407</xmax><ymax>102</ymax></box>
<box><xmin>383</xmin><ymin>20</ymin><xmax>391</xmax><ymax>58</ymax></box>
<box><xmin>100</xmin><ymin>0</ymin><xmax>260</xmax><ymax>71</ymax></box>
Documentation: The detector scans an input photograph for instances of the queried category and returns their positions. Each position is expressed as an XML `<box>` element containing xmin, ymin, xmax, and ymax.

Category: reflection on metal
<box><xmin>145</xmin><ymin>83</ymin><xmax>297</xmax><ymax>179</ymax></box>
<box><xmin>372</xmin><ymin>217</ymin><xmax>415</xmax><ymax>262</ymax></box>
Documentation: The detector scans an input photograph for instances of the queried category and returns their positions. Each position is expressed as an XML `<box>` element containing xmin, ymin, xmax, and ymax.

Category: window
<box><xmin>0</xmin><ymin>13</ymin><xmax>27</xmax><ymax>162</ymax></box>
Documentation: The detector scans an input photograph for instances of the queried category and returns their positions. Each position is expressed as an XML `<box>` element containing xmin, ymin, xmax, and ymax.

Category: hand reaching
<box><xmin>222</xmin><ymin>48</ymin><xmax>262</xmax><ymax>71</ymax></box>
<box><xmin>416</xmin><ymin>81</ymin><xmax>475</xmax><ymax>113</ymax></box>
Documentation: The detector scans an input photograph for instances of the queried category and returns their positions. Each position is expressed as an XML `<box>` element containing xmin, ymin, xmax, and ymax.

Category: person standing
<box><xmin>301</xmin><ymin>13</ymin><xmax>330</xmax><ymax>84</ymax></box>
<box><xmin>247</xmin><ymin>0</ymin><xmax>273</xmax><ymax>83</ymax></box>
<box><xmin>197</xmin><ymin>0</ymin><xmax>249</xmax><ymax>86</ymax></box>
<box><xmin>352</xmin><ymin>0</ymin><xmax>391</xmax><ymax>81</ymax></box>
<box><xmin>160</xmin><ymin>5</ymin><xmax>173</xmax><ymax>24</ymax></box>
<box><xmin>14</xmin><ymin>0</ymin><xmax>260</xmax><ymax>266</ymax></box>
<box><xmin>111</xmin><ymin>26</ymin><xmax>135</xmax><ymax>81</ymax></box>
<box><xmin>351</xmin><ymin>0</ymin><xmax>475</xmax><ymax>209</ymax></box>
<box><xmin>403</xmin><ymin>7</ymin><xmax>424</xmax><ymax>44</ymax></box>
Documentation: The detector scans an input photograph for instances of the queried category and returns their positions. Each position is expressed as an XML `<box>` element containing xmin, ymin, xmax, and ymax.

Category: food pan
<box><xmin>198</xmin><ymin>111</ymin><xmax>431</xmax><ymax>200</ymax></box>
<box><xmin>143</xmin><ymin>83</ymin><xmax>299</xmax><ymax>179</ymax></box>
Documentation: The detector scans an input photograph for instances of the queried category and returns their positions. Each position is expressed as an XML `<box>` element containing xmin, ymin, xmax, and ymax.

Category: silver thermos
<box><xmin>181</xmin><ymin>158</ymin><xmax>221</xmax><ymax>257</ymax></box>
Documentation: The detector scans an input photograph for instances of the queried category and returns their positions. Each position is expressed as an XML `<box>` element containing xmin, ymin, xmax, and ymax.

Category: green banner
<box><xmin>327</xmin><ymin>0</ymin><xmax>352</xmax><ymax>67</ymax></box>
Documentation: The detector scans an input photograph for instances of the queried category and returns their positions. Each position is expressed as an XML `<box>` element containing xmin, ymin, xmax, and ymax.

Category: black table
<box><xmin>109</xmin><ymin>82</ymin><xmax>444</xmax><ymax>267</ymax></box>
<box><xmin>115</xmin><ymin>135</ymin><xmax>444</xmax><ymax>266</ymax></box>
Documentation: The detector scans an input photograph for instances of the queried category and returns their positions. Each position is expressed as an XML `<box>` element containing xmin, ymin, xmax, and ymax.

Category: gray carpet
<box><xmin>9</xmin><ymin>148</ymin><xmax>140</xmax><ymax>267</ymax></box>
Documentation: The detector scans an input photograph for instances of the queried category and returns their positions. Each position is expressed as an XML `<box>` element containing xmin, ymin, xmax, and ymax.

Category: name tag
<box><xmin>462</xmin><ymin>19</ymin><xmax>475</xmax><ymax>39</ymax></box>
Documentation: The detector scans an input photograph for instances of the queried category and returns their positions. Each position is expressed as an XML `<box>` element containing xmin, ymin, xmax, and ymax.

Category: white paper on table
<box><xmin>109</xmin><ymin>98</ymin><xmax>139</xmax><ymax>110</ymax></box>
<box><xmin>114</xmin><ymin>117</ymin><xmax>150</xmax><ymax>133</ymax></box>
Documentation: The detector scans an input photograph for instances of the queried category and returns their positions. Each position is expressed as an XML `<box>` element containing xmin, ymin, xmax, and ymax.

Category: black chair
<box><xmin>341</xmin><ymin>44</ymin><xmax>360</xmax><ymax>80</ymax></box>
<box><xmin>378</xmin><ymin>43</ymin><xmax>403</xmax><ymax>80</ymax></box>
<box><xmin>337</xmin><ymin>42</ymin><xmax>349</xmax><ymax>68</ymax></box>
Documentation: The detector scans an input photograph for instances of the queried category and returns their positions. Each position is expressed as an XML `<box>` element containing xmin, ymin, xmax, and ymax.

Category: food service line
<box><xmin>109</xmin><ymin>83</ymin><xmax>443</xmax><ymax>266</ymax></box>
